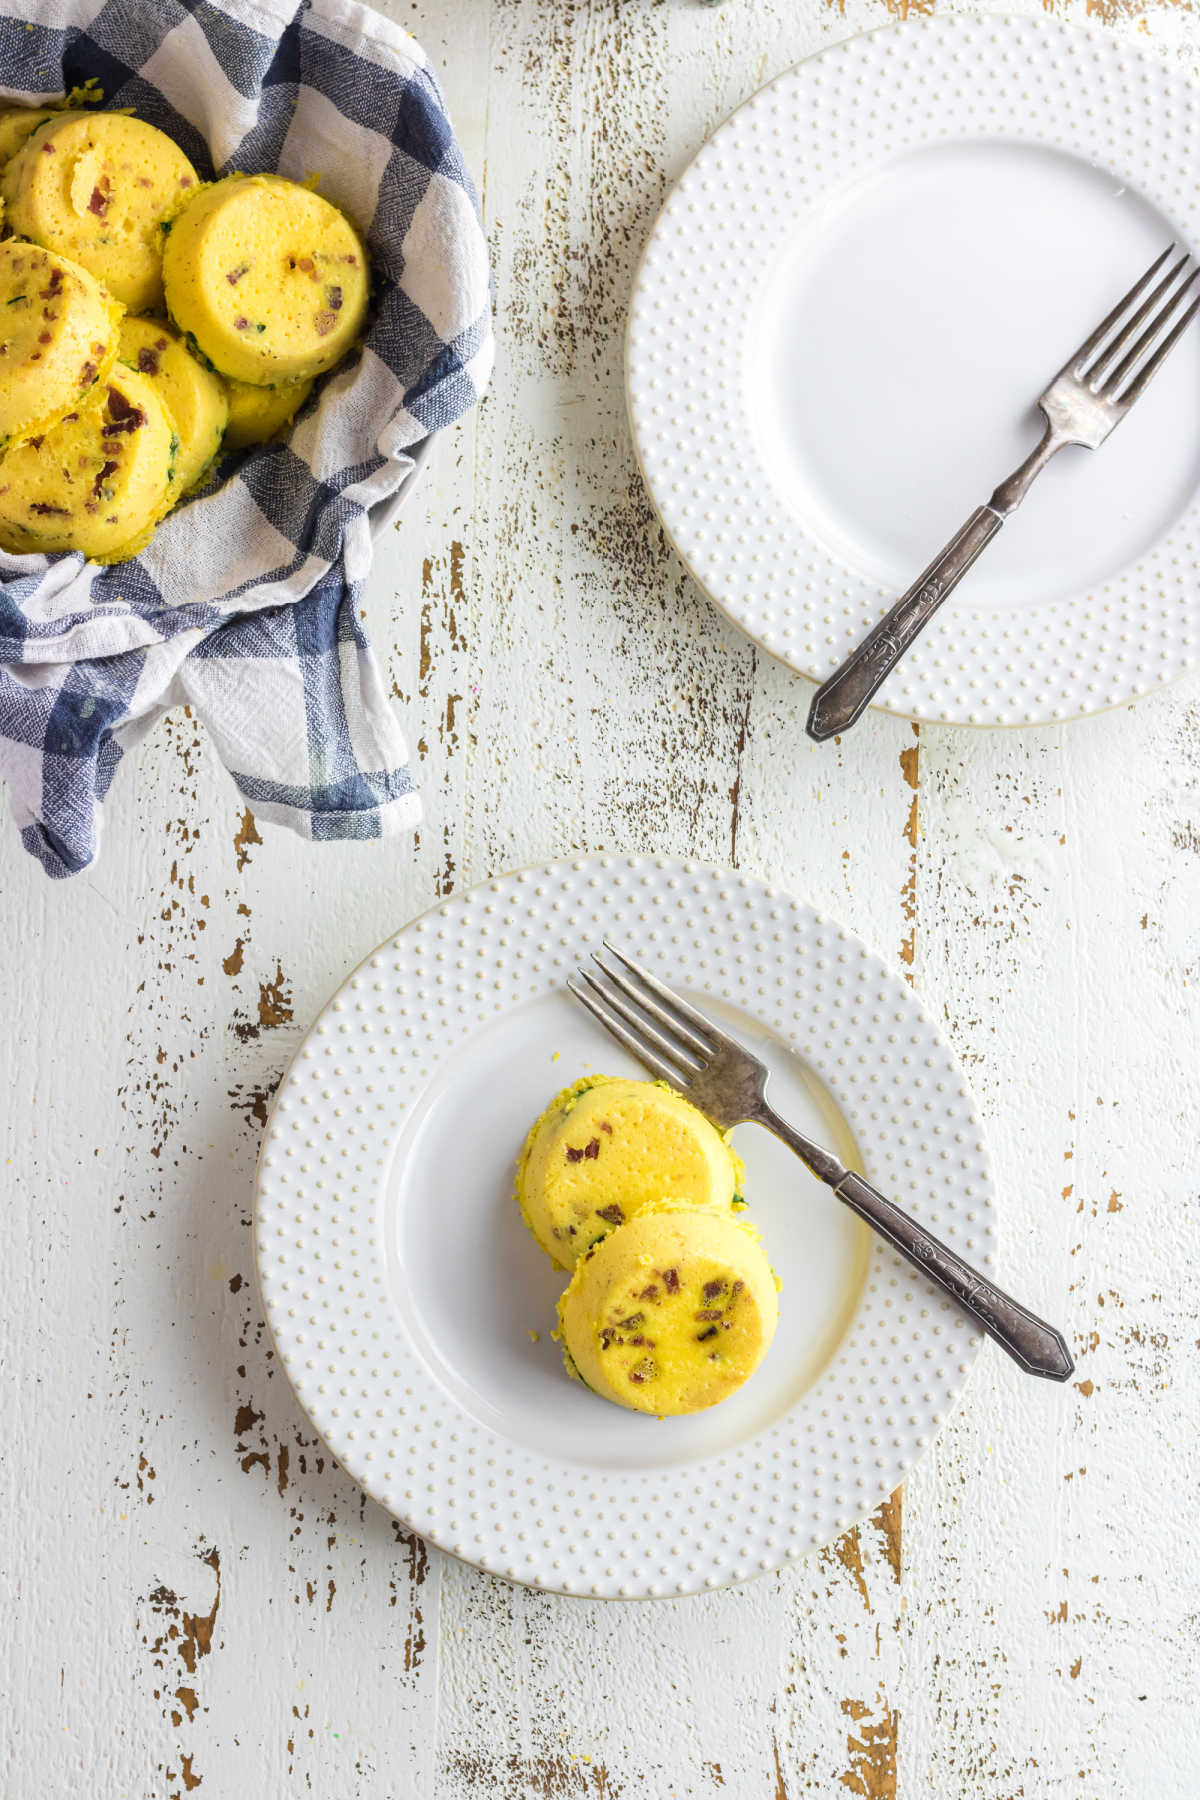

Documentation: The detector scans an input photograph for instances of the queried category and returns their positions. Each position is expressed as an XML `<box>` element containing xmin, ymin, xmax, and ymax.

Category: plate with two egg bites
<box><xmin>0</xmin><ymin>101</ymin><xmax>368</xmax><ymax>562</ymax></box>
<box><xmin>520</xmin><ymin>1074</ymin><xmax>780</xmax><ymax>1417</ymax></box>
<box><xmin>255</xmin><ymin>856</ymin><xmax>997</xmax><ymax>1598</ymax></box>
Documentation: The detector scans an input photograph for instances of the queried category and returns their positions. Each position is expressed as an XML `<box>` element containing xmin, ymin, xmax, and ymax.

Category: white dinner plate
<box><xmin>627</xmin><ymin>16</ymin><xmax>1200</xmax><ymax>727</ymax></box>
<box><xmin>255</xmin><ymin>857</ymin><xmax>996</xmax><ymax>1598</ymax></box>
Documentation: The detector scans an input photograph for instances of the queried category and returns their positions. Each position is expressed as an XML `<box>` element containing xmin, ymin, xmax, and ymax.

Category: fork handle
<box><xmin>806</xmin><ymin>505</ymin><xmax>1003</xmax><ymax>741</ymax></box>
<box><xmin>834</xmin><ymin>1170</ymin><xmax>1074</xmax><ymax>1381</ymax></box>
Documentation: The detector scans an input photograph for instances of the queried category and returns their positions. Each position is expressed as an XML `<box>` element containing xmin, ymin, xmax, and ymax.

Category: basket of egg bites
<box><xmin>0</xmin><ymin>102</ymin><xmax>368</xmax><ymax>564</ymax></box>
<box><xmin>517</xmin><ymin>1077</ymin><xmax>782</xmax><ymax>1417</ymax></box>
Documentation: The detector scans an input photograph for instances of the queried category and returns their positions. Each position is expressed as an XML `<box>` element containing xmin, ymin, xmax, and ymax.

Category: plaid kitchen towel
<box><xmin>0</xmin><ymin>0</ymin><xmax>492</xmax><ymax>877</ymax></box>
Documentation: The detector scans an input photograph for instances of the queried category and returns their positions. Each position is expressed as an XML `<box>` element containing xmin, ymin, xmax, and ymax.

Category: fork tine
<box><xmin>1084</xmin><ymin>251</ymin><xmax>1194</xmax><ymax>384</ymax></box>
<box><xmin>568</xmin><ymin>976</ymin><xmax>692</xmax><ymax>1088</ymax></box>
<box><xmin>592</xmin><ymin>951</ymin><xmax>712</xmax><ymax>1059</ymax></box>
<box><xmin>1071</xmin><ymin>244</ymin><xmax>1176</xmax><ymax>377</ymax></box>
<box><xmin>578</xmin><ymin>967</ymin><xmax>703</xmax><ymax>1074</ymax></box>
<box><xmin>600</xmin><ymin>940</ymin><xmax>723</xmax><ymax>1046</ymax></box>
<box><xmin>1102</xmin><ymin>269</ymin><xmax>1200</xmax><ymax>397</ymax></box>
<box><xmin>1118</xmin><ymin>290</ymin><xmax>1200</xmax><ymax>405</ymax></box>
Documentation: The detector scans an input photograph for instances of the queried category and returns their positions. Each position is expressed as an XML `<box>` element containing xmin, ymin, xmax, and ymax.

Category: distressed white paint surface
<box><xmin>2</xmin><ymin>0</ymin><xmax>1199</xmax><ymax>1794</ymax></box>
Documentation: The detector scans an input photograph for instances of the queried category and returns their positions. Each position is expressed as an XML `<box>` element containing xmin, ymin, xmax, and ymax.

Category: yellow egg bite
<box><xmin>517</xmin><ymin>1075</ymin><xmax>743</xmax><ymax>1268</ymax></box>
<box><xmin>0</xmin><ymin>365</ymin><xmax>177</xmax><ymax>562</ymax></box>
<box><xmin>1</xmin><ymin>110</ymin><xmax>198</xmax><ymax>312</ymax></box>
<box><xmin>557</xmin><ymin>1202</ymin><xmax>779</xmax><ymax>1416</ymax></box>
<box><xmin>118</xmin><ymin>315</ymin><xmax>227</xmax><ymax>492</ymax></box>
<box><xmin>0</xmin><ymin>105</ymin><xmax>56</xmax><ymax>168</ymax></box>
<box><xmin>0</xmin><ymin>241</ymin><xmax>119</xmax><ymax>449</ymax></box>
<box><xmin>161</xmin><ymin>173</ymin><xmax>368</xmax><ymax>385</ymax></box>
<box><xmin>222</xmin><ymin>373</ymin><xmax>313</xmax><ymax>450</ymax></box>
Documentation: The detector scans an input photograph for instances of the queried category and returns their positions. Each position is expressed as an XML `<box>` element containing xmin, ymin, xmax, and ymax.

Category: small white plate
<box><xmin>255</xmin><ymin>857</ymin><xmax>997</xmax><ymax>1598</ymax></box>
<box><xmin>627</xmin><ymin>17</ymin><xmax>1200</xmax><ymax>726</ymax></box>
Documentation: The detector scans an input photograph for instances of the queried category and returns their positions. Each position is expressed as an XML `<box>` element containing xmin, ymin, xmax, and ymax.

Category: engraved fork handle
<box><xmin>806</xmin><ymin>425</ymin><xmax>1066</xmax><ymax>742</ymax></box>
<box><xmin>834</xmin><ymin>1171</ymin><xmax>1074</xmax><ymax>1381</ymax></box>
<box><xmin>806</xmin><ymin>506</ymin><xmax>1003</xmax><ymax>741</ymax></box>
<box><xmin>758</xmin><ymin>1105</ymin><xmax>1074</xmax><ymax>1381</ymax></box>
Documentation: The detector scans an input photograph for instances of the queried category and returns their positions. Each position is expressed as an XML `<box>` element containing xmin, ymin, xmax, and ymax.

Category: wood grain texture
<box><xmin>1</xmin><ymin>0</ymin><xmax>1199</xmax><ymax>1794</ymax></box>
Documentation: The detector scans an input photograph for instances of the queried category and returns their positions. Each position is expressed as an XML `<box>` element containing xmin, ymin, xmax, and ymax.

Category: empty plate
<box><xmin>627</xmin><ymin>17</ymin><xmax>1200</xmax><ymax>726</ymax></box>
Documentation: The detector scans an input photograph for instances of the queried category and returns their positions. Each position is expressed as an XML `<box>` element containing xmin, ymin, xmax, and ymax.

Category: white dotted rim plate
<box><xmin>255</xmin><ymin>857</ymin><xmax>995</xmax><ymax>1598</ymax></box>
<box><xmin>626</xmin><ymin>16</ymin><xmax>1200</xmax><ymax>727</ymax></box>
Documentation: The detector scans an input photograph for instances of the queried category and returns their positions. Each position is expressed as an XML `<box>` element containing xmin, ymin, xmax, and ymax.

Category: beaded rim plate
<box><xmin>627</xmin><ymin>17</ymin><xmax>1200</xmax><ymax>727</ymax></box>
<box><xmin>255</xmin><ymin>857</ymin><xmax>996</xmax><ymax>1598</ymax></box>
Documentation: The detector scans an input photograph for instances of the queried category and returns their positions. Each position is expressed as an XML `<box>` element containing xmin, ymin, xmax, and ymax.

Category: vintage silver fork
<box><xmin>570</xmin><ymin>942</ymin><xmax>1074</xmax><ymax>1381</ymax></box>
<box><xmin>807</xmin><ymin>245</ymin><xmax>1200</xmax><ymax>741</ymax></box>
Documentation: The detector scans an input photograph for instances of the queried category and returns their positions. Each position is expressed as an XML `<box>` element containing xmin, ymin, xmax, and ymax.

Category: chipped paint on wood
<box><xmin>139</xmin><ymin>1544</ymin><xmax>221</xmax><ymax>1797</ymax></box>
<box><xmin>232</xmin><ymin>806</ymin><xmax>262</xmax><ymax>871</ymax></box>
<box><xmin>839</xmin><ymin>1694</ymin><xmax>899</xmax><ymax>1798</ymax></box>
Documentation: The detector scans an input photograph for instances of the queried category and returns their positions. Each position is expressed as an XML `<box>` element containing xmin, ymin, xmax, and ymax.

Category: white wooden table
<box><xmin>3</xmin><ymin>1</ymin><xmax>1199</xmax><ymax>1793</ymax></box>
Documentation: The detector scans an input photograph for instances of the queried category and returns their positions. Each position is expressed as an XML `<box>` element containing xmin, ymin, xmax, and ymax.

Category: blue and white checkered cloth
<box><xmin>0</xmin><ymin>0</ymin><xmax>491</xmax><ymax>876</ymax></box>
